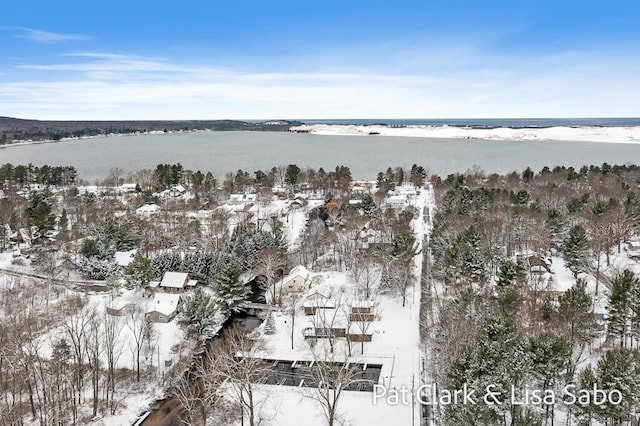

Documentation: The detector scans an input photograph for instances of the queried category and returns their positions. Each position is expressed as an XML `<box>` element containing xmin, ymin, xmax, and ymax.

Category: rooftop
<box><xmin>148</xmin><ymin>293</ymin><xmax>181</xmax><ymax>316</ymax></box>
<box><xmin>160</xmin><ymin>271</ymin><xmax>189</xmax><ymax>288</ymax></box>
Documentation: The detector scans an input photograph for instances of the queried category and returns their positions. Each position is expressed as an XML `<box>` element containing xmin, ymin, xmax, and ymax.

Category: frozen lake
<box><xmin>1</xmin><ymin>131</ymin><xmax>639</xmax><ymax>181</ymax></box>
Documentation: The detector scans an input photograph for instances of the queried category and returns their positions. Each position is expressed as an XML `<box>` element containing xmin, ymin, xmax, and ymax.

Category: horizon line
<box><xmin>3</xmin><ymin>115</ymin><xmax>640</xmax><ymax>123</ymax></box>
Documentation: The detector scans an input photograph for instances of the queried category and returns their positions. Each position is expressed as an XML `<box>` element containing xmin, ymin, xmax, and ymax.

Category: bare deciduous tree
<box><xmin>303</xmin><ymin>347</ymin><xmax>371</xmax><ymax>426</ymax></box>
<box><xmin>103</xmin><ymin>312</ymin><xmax>123</xmax><ymax>414</ymax></box>
<box><xmin>126</xmin><ymin>306</ymin><xmax>151</xmax><ymax>382</ymax></box>
<box><xmin>85</xmin><ymin>310</ymin><xmax>103</xmax><ymax>418</ymax></box>
<box><xmin>256</xmin><ymin>246</ymin><xmax>286</xmax><ymax>305</ymax></box>
<box><xmin>61</xmin><ymin>299</ymin><xmax>90</xmax><ymax>424</ymax></box>
<box><xmin>208</xmin><ymin>325</ymin><xmax>272</xmax><ymax>426</ymax></box>
<box><xmin>353</xmin><ymin>257</ymin><xmax>381</xmax><ymax>299</ymax></box>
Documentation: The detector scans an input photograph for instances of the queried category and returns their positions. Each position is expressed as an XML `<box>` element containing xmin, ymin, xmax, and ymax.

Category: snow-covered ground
<box><xmin>0</xmin><ymin>251</ymin><xmax>13</xmax><ymax>269</ymax></box>
<box><xmin>255</xmin><ymin>277</ymin><xmax>419</xmax><ymax>425</ymax></box>
<box><xmin>290</xmin><ymin>124</ymin><xmax>640</xmax><ymax>144</ymax></box>
<box><xmin>249</xmin><ymin>186</ymin><xmax>431</xmax><ymax>425</ymax></box>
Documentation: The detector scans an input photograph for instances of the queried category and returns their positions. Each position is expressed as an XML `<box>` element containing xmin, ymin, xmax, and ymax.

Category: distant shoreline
<box><xmin>0</xmin><ymin>129</ymin><xmax>192</xmax><ymax>150</ymax></box>
<box><xmin>3</xmin><ymin>124</ymin><xmax>640</xmax><ymax>151</ymax></box>
<box><xmin>290</xmin><ymin>124</ymin><xmax>640</xmax><ymax>144</ymax></box>
<box><xmin>0</xmin><ymin>116</ymin><xmax>300</xmax><ymax>148</ymax></box>
<box><xmin>3</xmin><ymin>119</ymin><xmax>640</xmax><ymax>150</ymax></box>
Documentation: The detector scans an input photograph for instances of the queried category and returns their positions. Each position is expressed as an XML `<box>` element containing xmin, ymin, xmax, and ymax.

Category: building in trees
<box><xmin>147</xmin><ymin>293</ymin><xmax>181</xmax><ymax>323</ymax></box>
<box><xmin>303</xmin><ymin>289</ymin><xmax>335</xmax><ymax>315</ymax></box>
<box><xmin>156</xmin><ymin>271</ymin><xmax>198</xmax><ymax>293</ymax></box>
<box><xmin>281</xmin><ymin>264</ymin><xmax>312</xmax><ymax>293</ymax></box>
<box><xmin>135</xmin><ymin>203</ymin><xmax>161</xmax><ymax>216</ymax></box>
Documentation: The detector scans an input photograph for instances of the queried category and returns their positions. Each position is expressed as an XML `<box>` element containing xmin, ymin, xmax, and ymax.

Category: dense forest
<box><xmin>424</xmin><ymin>163</ymin><xmax>640</xmax><ymax>425</ymax></box>
<box><xmin>0</xmin><ymin>117</ymin><xmax>301</xmax><ymax>144</ymax></box>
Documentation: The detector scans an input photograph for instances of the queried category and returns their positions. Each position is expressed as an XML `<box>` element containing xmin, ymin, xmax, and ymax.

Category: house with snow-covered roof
<box><xmin>158</xmin><ymin>271</ymin><xmax>197</xmax><ymax>293</ymax></box>
<box><xmin>350</xmin><ymin>301</ymin><xmax>376</xmax><ymax>322</ymax></box>
<box><xmin>305</xmin><ymin>287</ymin><xmax>330</xmax><ymax>301</ymax></box>
<box><xmin>136</xmin><ymin>203</ymin><xmax>161</xmax><ymax>216</ymax></box>
<box><xmin>303</xmin><ymin>289</ymin><xmax>335</xmax><ymax>315</ymax></box>
<box><xmin>229</xmin><ymin>193</ymin><xmax>257</xmax><ymax>204</ymax></box>
<box><xmin>169</xmin><ymin>184</ymin><xmax>187</xmax><ymax>197</ymax></box>
<box><xmin>347</xmin><ymin>322</ymin><xmax>373</xmax><ymax>342</ymax></box>
<box><xmin>147</xmin><ymin>293</ymin><xmax>181</xmax><ymax>323</ymax></box>
<box><xmin>515</xmin><ymin>249</ymin><xmax>552</xmax><ymax>273</ymax></box>
<box><xmin>384</xmin><ymin>194</ymin><xmax>407</xmax><ymax>209</ymax></box>
<box><xmin>282</xmin><ymin>265</ymin><xmax>312</xmax><ymax>293</ymax></box>
<box><xmin>120</xmin><ymin>183</ymin><xmax>138</xmax><ymax>193</ymax></box>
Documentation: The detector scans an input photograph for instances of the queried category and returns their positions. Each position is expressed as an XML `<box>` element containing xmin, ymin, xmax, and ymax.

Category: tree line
<box><xmin>0</xmin><ymin>163</ymin><xmax>77</xmax><ymax>188</ymax></box>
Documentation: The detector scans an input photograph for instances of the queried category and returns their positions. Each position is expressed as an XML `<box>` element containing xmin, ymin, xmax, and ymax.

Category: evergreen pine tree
<box><xmin>528</xmin><ymin>333</ymin><xmax>571</xmax><ymax>390</ymax></box>
<box><xmin>458</xmin><ymin>226</ymin><xmax>487</xmax><ymax>284</ymax></box>
<box><xmin>124</xmin><ymin>256</ymin><xmax>155</xmax><ymax>291</ymax></box>
<box><xmin>547</xmin><ymin>209</ymin><xmax>567</xmax><ymax>246</ymax></box>
<box><xmin>26</xmin><ymin>191</ymin><xmax>55</xmax><ymax>241</ymax></box>
<box><xmin>178</xmin><ymin>288</ymin><xmax>220</xmax><ymax>340</ymax></box>
<box><xmin>596</xmin><ymin>348</ymin><xmax>640</xmax><ymax>422</ymax></box>
<box><xmin>573</xmin><ymin>366</ymin><xmax>599</xmax><ymax>424</ymax></box>
<box><xmin>496</xmin><ymin>286</ymin><xmax>520</xmax><ymax>317</ymax></box>
<box><xmin>496</xmin><ymin>259</ymin><xmax>518</xmax><ymax>288</ymax></box>
<box><xmin>557</xmin><ymin>278</ymin><xmax>596</xmax><ymax>345</ymax></box>
<box><xmin>562</xmin><ymin>225</ymin><xmax>590</xmax><ymax>278</ymax></box>
<box><xmin>59</xmin><ymin>208</ymin><xmax>68</xmax><ymax>232</ymax></box>
<box><xmin>607</xmin><ymin>269</ymin><xmax>639</xmax><ymax>347</ymax></box>
<box><xmin>359</xmin><ymin>193</ymin><xmax>376</xmax><ymax>216</ymax></box>
<box><xmin>446</xmin><ymin>317</ymin><xmax>530</xmax><ymax>424</ymax></box>
<box><xmin>78</xmin><ymin>257</ymin><xmax>119</xmax><ymax>280</ymax></box>
<box><xmin>213</xmin><ymin>261</ymin><xmax>248</xmax><ymax>315</ymax></box>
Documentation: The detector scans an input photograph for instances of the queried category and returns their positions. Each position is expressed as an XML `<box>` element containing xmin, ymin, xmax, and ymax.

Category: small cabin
<box><xmin>147</xmin><ymin>293</ymin><xmax>181</xmax><ymax>323</ymax></box>
<box><xmin>158</xmin><ymin>271</ymin><xmax>197</xmax><ymax>293</ymax></box>
<box><xmin>169</xmin><ymin>184</ymin><xmax>187</xmax><ymax>197</ymax></box>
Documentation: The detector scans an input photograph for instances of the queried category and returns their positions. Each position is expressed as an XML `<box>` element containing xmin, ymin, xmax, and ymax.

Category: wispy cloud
<box><xmin>2</xmin><ymin>49</ymin><xmax>640</xmax><ymax>120</ymax></box>
<box><xmin>15</xmin><ymin>28</ymin><xmax>89</xmax><ymax>44</ymax></box>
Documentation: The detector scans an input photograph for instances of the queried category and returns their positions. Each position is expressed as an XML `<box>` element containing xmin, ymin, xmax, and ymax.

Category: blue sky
<box><xmin>2</xmin><ymin>0</ymin><xmax>639</xmax><ymax>119</ymax></box>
